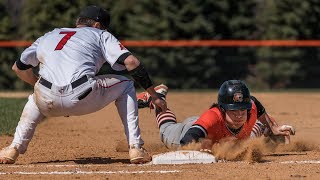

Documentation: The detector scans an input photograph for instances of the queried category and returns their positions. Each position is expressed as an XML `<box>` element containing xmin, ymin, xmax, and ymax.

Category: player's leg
<box><xmin>157</xmin><ymin>112</ymin><xmax>197</xmax><ymax>150</ymax></box>
<box><xmin>115</xmin><ymin>80</ymin><xmax>144</xmax><ymax>147</ymax></box>
<box><xmin>137</xmin><ymin>84</ymin><xmax>179</xmax><ymax>148</ymax></box>
<box><xmin>94</xmin><ymin>74</ymin><xmax>144</xmax><ymax>147</ymax></box>
<box><xmin>155</xmin><ymin>108</ymin><xmax>180</xmax><ymax>149</ymax></box>
<box><xmin>114</xmin><ymin>80</ymin><xmax>152</xmax><ymax>164</ymax></box>
<box><xmin>0</xmin><ymin>94</ymin><xmax>45</xmax><ymax>164</ymax></box>
<box><xmin>137</xmin><ymin>84</ymin><xmax>196</xmax><ymax>149</ymax></box>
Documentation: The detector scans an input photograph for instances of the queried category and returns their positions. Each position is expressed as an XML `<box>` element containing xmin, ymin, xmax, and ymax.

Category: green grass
<box><xmin>0</xmin><ymin>98</ymin><xmax>27</xmax><ymax>136</ymax></box>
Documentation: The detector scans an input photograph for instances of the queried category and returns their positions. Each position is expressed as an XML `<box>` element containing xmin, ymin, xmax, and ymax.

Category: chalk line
<box><xmin>5</xmin><ymin>164</ymin><xmax>119</xmax><ymax>168</ymax></box>
<box><xmin>1</xmin><ymin>159</ymin><xmax>319</xmax><ymax>175</ymax></box>
<box><xmin>0</xmin><ymin>170</ymin><xmax>181</xmax><ymax>175</ymax></box>
<box><xmin>4</xmin><ymin>159</ymin><xmax>320</xmax><ymax>168</ymax></box>
<box><xmin>279</xmin><ymin>160</ymin><xmax>320</xmax><ymax>164</ymax></box>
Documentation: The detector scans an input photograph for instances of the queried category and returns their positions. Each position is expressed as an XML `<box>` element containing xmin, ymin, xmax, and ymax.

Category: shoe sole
<box><xmin>130</xmin><ymin>157</ymin><xmax>150</xmax><ymax>164</ymax></box>
<box><xmin>0</xmin><ymin>157</ymin><xmax>15</xmax><ymax>164</ymax></box>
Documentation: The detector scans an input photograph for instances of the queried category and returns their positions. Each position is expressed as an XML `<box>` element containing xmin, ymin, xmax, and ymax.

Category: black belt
<box><xmin>39</xmin><ymin>76</ymin><xmax>88</xmax><ymax>89</ymax></box>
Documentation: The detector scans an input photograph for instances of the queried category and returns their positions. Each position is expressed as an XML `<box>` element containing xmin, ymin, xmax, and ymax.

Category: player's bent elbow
<box><xmin>124</xmin><ymin>55</ymin><xmax>140</xmax><ymax>71</ymax></box>
<box><xmin>12</xmin><ymin>62</ymin><xmax>16</xmax><ymax>70</ymax></box>
<box><xmin>12</xmin><ymin>62</ymin><xmax>19</xmax><ymax>73</ymax></box>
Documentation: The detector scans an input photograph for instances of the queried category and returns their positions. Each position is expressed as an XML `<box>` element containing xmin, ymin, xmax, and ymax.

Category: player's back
<box><xmin>36</xmin><ymin>27</ymin><xmax>106</xmax><ymax>86</ymax></box>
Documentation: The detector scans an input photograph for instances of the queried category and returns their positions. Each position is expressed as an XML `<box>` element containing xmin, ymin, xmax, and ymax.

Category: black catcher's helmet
<box><xmin>218</xmin><ymin>80</ymin><xmax>252</xmax><ymax>111</ymax></box>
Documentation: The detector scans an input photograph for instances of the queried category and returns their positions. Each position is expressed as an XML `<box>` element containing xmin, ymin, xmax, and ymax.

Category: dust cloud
<box><xmin>179</xmin><ymin>137</ymin><xmax>319</xmax><ymax>162</ymax></box>
<box><xmin>115</xmin><ymin>135</ymin><xmax>319</xmax><ymax>162</ymax></box>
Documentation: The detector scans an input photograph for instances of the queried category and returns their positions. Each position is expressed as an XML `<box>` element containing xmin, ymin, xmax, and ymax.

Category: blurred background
<box><xmin>1</xmin><ymin>0</ymin><xmax>320</xmax><ymax>90</ymax></box>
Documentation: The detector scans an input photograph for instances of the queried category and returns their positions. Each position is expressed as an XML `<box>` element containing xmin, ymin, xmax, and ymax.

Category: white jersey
<box><xmin>20</xmin><ymin>27</ymin><xmax>130</xmax><ymax>86</ymax></box>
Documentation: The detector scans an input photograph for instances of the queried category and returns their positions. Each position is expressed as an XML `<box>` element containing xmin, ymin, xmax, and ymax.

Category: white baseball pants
<box><xmin>10</xmin><ymin>74</ymin><xmax>144</xmax><ymax>153</ymax></box>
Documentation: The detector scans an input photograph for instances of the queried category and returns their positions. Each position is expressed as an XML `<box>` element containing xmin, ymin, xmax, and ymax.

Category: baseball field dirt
<box><xmin>0</xmin><ymin>91</ymin><xmax>319</xmax><ymax>179</ymax></box>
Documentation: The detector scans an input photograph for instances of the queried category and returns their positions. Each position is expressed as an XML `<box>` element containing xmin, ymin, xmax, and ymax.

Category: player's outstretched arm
<box><xmin>258</xmin><ymin>113</ymin><xmax>295</xmax><ymax>136</ymax></box>
<box><xmin>257</xmin><ymin>112</ymin><xmax>295</xmax><ymax>144</ymax></box>
<box><xmin>123</xmin><ymin>55</ymin><xmax>167</xmax><ymax>112</ymax></box>
<box><xmin>250</xmin><ymin>96</ymin><xmax>295</xmax><ymax>143</ymax></box>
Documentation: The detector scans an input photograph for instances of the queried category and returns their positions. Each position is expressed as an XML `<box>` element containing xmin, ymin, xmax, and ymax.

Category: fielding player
<box><xmin>0</xmin><ymin>5</ymin><xmax>167</xmax><ymax>164</ymax></box>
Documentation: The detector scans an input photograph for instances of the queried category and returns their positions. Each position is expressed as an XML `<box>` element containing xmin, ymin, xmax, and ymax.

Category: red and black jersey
<box><xmin>194</xmin><ymin>101</ymin><xmax>257</xmax><ymax>143</ymax></box>
<box><xmin>180</xmin><ymin>96</ymin><xmax>265</xmax><ymax>145</ymax></box>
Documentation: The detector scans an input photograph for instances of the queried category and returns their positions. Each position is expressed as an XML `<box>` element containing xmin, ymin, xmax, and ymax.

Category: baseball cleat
<box><xmin>0</xmin><ymin>146</ymin><xmax>19</xmax><ymax>164</ymax></box>
<box><xmin>129</xmin><ymin>147</ymin><xmax>152</xmax><ymax>164</ymax></box>
<box><xmin>137</xmin><ymin>84</ymin><xmax>168</xmax><ymax>109</ymax></box>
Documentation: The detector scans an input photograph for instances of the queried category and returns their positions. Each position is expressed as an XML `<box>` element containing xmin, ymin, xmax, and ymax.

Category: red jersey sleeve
<box><xmin>193</xmin><ymin>108</ymin><xmax>222</xmax><ymax>136</ymax></box>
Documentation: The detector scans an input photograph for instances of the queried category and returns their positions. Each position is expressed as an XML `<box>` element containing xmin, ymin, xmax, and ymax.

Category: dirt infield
<box><xmin>0</xmin><ymin>91</ymin><xmax>320</xmax><ymax>179</ymax></box>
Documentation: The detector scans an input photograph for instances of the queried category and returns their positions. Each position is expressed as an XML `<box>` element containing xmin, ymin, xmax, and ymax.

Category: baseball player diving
<box><xmin>137</xmin><ymin>80</ymin><xmax>295</xmax><ymax>151</ymax></box>
<box><xmin>0</xmin><ymin>5</ymin><xmax>167</xmax><ymax>164</ymax></box>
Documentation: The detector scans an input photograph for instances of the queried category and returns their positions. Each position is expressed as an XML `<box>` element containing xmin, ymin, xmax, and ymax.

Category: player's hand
<box><xmin>269</xmin><ymin>124</ymin><xmax>295</xmax><ymax>136</ymax></box>
<box><xmin>200</xmin><ymin>139</ymin><xmax>213</xmax><ymax>154</ymax></box>
<box><xmin>152</xmin><ymin>97</ymin><xmax>167</xmax><ymax>113</ymax></box>
<box><xmin>265</xmin><ymin>125</ymin><xmax>295</xmax><ymax>144</ymax></box>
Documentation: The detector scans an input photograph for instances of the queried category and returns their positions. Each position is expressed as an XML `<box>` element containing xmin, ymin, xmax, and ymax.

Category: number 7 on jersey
<box><xmin>55</xmin><ymin>31</ymin><xmax>76</xmax><ymax>50</ymax></box>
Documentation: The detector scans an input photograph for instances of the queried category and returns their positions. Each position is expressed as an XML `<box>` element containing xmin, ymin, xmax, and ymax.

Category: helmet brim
<box><xmin>220</xmin><ymin>102</ymin><xmax>252</xmax><ymax>110</ymax></box>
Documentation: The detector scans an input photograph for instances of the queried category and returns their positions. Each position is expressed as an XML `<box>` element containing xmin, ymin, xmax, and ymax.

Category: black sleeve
<box><xmin>97</xmin><ymin>63</ymin><xmax>129</xmax><ymax>75</ymax></box>
<box><xmin>250</xmin><ymin>96</ymin><xmax>266</xmax><ymax>118</ymax></box>
<box><xmin>129</xmin><ymin>63</ymin><xmax>153</xmax><ymax>90</ymax></box>
<box><xmin>97</xmin><ymin>52</ymin><xmax>131</xmax><ymax>75</ymax></box>
<box><xmin>15</xmin><ymin>59</ymin><xmax>33</xmax><ymax>70</ymax></box>
<box><xmin>180</xmin><ymin>126</ymin><xmax>206</xmax><ymax>145</ymax></box>
<box><xmin>116</xmin><ymin>52</ymin><xmax>132</xmax><ymax>65</ymax></box>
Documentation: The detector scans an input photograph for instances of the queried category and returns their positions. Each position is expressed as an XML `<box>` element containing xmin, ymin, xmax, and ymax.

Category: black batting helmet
<box><xmin>218</xmin><ymin>80</ymin><xmax>252</xmax><ymax>111</ymax></box>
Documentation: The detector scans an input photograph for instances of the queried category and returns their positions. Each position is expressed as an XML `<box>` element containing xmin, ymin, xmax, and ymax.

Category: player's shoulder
<box><xmin>193</xmin><ymin>108</ymin><xmax>223</xmax><ymax>131</ymax></box>
<box><xmin>198</xmin><ymin>107</ymin><xmax>222</xmax><ymax>123</ymax></box>
<box><xmin>42</xmin><ymin>27</ymin><xmax>76</xmax><ymax>36</ymax></box>
<box><xmin>37</xmin><ymin>28</ymin><xmax>61</xmax><ymax>40</ymax></box>
<box><xmin>56</xmin><ymin>27</ymin><xmax>102</xmax><ymax>35</ymax></box>
<box><xmin>249</xmin><ymin>98</ymin><xmax>258</xmax><ymax>112</ymax></box>
<box><xmin>100</xmin><ymin>29</ymin><xmax>116</xmax><ymax>37</ymax></box>
<box><xmin>43</xmin><ymin>28</ymin><xmax>61</xmax><ymax>34</ymax></box>
<box><xmin>208</xmin><ymin>107</ymin><xmax>222</xmax><ymax>116</ymax></box>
